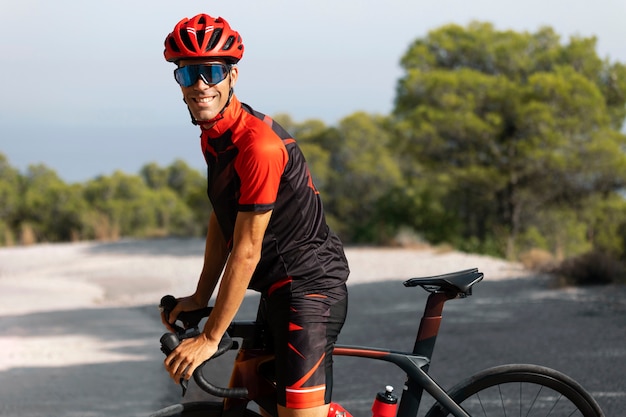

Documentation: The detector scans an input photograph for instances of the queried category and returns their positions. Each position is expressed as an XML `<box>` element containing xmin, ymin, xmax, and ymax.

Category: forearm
<box><xmin>202</xmin><ymin>250</ymin><xmax>259</xmax><ymax>344</ymax></box>
<box><xmin>193</xmin><ymin>212</ymin><xmax>229</xmax><ymax>306</ymax></box>
<box><xmin>201</xmin><ymin>210</ymin><xmax>271</xmax><ymax>344</ymax></box>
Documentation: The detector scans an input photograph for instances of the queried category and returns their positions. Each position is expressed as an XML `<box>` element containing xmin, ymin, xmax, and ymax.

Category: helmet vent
<box><xmin>164</xmin><ymin>14</ymin><xmax>244</xmax><ymax>63</ymax></box>
<box><xmin>207</xmin><ymin>28</ymin><xmax>223</xmax><ymax>51</ymax></box>
<box><xmin>222</xmin><ymin>35</ymin><xmax>235</xmax><ymax>51</ymax></box>
<box><xmin>180</xmin><ymin>28</ymin><xmax>195</xmax><ymax>52</ymax></box>
<box><xmin>167</xmin><ymin>37</ymin><xmax>181</xmax><ymax>53</ymax></box>
<box><xmin>196</xmin><ymin>27</ymin><xmax>206</xmax><ymax>47</ymax></box>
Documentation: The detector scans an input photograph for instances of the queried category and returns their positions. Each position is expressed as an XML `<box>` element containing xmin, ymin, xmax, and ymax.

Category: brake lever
<box><xmin>159</xmin><ymin>295</ymin><xmax>215</xmax><ymax>397</ymax></box>
<box><xmin>159</xmin><ymin>331</ymin><xmax>238</xmax><ymax>397</ymax></box>
<box><xmin>159</xmin><ymin>295</ymin><xmax>213</xmax><ymax>335</ymax></box>
<box><xmin>159</xmin><ymin>295</ymin><xmax>186</xmax><ymax>334</ymax></box>
<box><xmin>159</xmin><ymin>332</ymin><xmax>190</xmax><ymax>396</ymax></box>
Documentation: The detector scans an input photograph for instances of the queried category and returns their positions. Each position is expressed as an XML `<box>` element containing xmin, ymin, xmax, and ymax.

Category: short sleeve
<box><xmin>235</xmin><ymin>134</ymin><xmax>288</xmax><ymax>211</ymax></box>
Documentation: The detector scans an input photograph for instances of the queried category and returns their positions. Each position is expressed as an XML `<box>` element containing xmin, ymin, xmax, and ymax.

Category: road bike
<box><xmin>150</xmin><ymin>268</ymin><xmax>605</xmax><ymax>417</ymax></box>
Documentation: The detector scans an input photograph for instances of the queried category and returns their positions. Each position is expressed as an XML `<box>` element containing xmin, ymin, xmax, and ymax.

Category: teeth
<box><xmin>197</xmin><ymin>97</ymin><xmax>212</xmax><ymax>103</ymax></box>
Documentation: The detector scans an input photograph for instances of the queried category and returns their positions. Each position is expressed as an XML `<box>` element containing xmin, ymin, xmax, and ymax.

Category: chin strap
<box><xmin>185</xmin><ymin>87</ymin><xmax>235</xmax><ymax>127</ymax></box>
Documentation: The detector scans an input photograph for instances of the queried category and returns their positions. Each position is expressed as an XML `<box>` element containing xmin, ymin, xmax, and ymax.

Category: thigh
<box><xmin>261</xmin><ymin>283</ymin><xmax>348</xmax><ymax>409</ymax></box>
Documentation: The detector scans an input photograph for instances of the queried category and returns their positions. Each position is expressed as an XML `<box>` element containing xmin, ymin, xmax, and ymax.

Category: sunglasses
<box><xmin>173</xmin><ymin>63</ymin><xmax>231</xmax><ymax>87</ymax></box>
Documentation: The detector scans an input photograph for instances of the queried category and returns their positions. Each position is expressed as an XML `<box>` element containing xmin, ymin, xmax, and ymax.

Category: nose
<box><xmin>192</xmin><ymin>76</ymin><xmax>209</xmax><ymax>89</ymax></box>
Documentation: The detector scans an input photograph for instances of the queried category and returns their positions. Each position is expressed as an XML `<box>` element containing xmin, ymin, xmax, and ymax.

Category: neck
<box><xmin>200</xmin><ymin>95</ymin><xmax>241</xmax><ymax>137</ymax></box>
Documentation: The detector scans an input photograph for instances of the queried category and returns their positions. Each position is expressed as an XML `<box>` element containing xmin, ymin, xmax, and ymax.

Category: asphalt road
<box><xmin>330</xmin><ymin>276</ymin><xmax>626</xmax><ymax>417</ymax></box>
<box><xmin>2</xmin><ymin>276</ymin><xmax>624</xmax><ymax>416</ymax></box>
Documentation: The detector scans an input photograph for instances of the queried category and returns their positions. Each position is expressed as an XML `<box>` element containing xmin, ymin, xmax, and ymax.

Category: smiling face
<box><xmin>177</xmin><ymin>58</ymin><xmax>238</xmax><ymax>123</ymax></box>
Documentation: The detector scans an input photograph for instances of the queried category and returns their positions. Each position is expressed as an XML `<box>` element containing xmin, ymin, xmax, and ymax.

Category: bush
<box><xmin>518</xmin><ymin>248</ymin><xmax>557</xmax><ymax>271</ymax></box>
<box><xmin>550</xmin><ymin>251</ymin><xmax>626</xmax><ymax>286</ymax></box>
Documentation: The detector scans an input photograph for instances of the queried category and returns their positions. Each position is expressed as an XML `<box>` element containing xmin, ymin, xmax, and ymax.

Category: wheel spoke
<box><xmin>497</xmin><ymin>384</ymin><xmax>508</xmax><ymax>417</ymax></box>
<box><xmin>525</xmin><ymin>384</ymin><xmax>543</xmax><ymax>416</ymax></box>
<box><xmin>424</xmin><ymin>364</ymin><xmax>604</xmax><ymax>417</ymax></box>
<box><xmin>475</xmin><ymin>392</ymin><xmax>488</xmax><ymax>417</ymax></box>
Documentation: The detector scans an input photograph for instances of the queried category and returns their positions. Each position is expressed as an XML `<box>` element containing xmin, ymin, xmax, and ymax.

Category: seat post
<box><xmin>412</xmin><ymin>291</ymin><xmax>457</xmax><ymax>360</ymax></box>
<box><xmin>397</xmin><ymin>291</ymin><xmax>458</xmax><ymax>417</ymax></box>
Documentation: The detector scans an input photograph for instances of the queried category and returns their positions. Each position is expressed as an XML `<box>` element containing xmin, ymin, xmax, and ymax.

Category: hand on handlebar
<box><xmin>160</xmin><ymin>295</ymin><xmax>205</xmax><ymax>334</ymax></box>
<box><xmin>164</xmin><ymin>332</ymin><xmax>220</xmax><ymax>382</ymax></box>
<box><xmin>159</xmin><ymin>294</ymin><xmax>247</xmax><ymax>398</ymax></box>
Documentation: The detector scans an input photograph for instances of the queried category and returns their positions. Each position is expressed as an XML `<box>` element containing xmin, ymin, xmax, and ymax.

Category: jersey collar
<box><xmin>199</xmin><ymin>95</ymin><xmax>242</xmax><ymax>138</ymax></box>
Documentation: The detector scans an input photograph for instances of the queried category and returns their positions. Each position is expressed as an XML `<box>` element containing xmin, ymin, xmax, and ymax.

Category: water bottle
<box><xmin>328</xmin><ymin>402</ymin><xmax>353</xmax><ymax>417</ymax></box>
<box><xmin>371</xmin><ymin>385</ymin><xmax>398</xmax><ymax>417</ymax></box>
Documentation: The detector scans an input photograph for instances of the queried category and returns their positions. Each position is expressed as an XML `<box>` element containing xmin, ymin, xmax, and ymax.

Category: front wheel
<box><xmin>424</xmin><ymin>364</ymin><xmax>604</xmax><ymax>417</ymax></box>
<box><xmin>150</xmin><ymin>401</ymin><xmax>264</xmax><ymax>417</ymax></box>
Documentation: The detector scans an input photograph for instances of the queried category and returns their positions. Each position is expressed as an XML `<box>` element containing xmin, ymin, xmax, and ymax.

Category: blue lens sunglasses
<box><xmin>173</xmin><ymin>63</ymin><xmax>231</xmax><ymax>88</ymax></box>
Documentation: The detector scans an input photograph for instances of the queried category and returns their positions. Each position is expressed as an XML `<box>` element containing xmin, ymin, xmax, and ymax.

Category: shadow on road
<box><xmin>0</xmin><ymin>305</ymin><xmax>176</xmax><ymax>417</ymax></box>
<box><xmin>334</xmin><ymin>277</ymin><xmax>626</xmax><ymax>416</ymax></box>
<box><xmin>1</xmin><ymin>277</ymin><xmax>623</xmax><ymax>416</ymax></box>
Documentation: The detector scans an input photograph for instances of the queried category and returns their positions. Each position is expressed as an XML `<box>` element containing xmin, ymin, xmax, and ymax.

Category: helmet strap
<box><xmin>184</xmin><ymin>87</ymin><xmax>235</xmax><ymax>127</ymax></box>
<box><xmin>181</xmin><ymin>97</ymin><xmax>199</xmax><ymax>125</ymax></box>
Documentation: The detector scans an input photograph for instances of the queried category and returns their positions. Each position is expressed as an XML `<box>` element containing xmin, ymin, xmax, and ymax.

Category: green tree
<box><xmin>393</xmin><ymin>22</ymin><xmax>626</xmax><ymax>258</ymax></box>
<box><xmin>315</xmin><ymin>112</ymin><xmax>404</xmax><ymax>242</ymax></box>
<box><xmin>165</xmin><ymin>159</ymin><xmax>210</xmax><ymax>235</ymax></box>
<box><xmin>83</xmin><ymin>171</ymin><xmax>160</xmax><ymax>238</ymax></box>
<box><xmin>140</xmin><ymin>162</ymin><xmax>169</xmax><ymax>190</ymax></box>
<box><xmin>0</xmin><ymin>153</ymin><xmax>21</xmax><ymax>244</ymax></box>
<box><xmin>139</xmin><ymin>160</ymin><xmax>206</xmax><ymax>235</ymax></box>
<box><xmin>272</xmin><ymin>114</ymin><xmax>332</xmax><ymax>191</ymax></box>
<box><xmin>166</xmin><ymin>159</ymin><xmax>203</xmax><ymax>199</ymax></box>
<box><xmin>19</xmin><ymin>164</ymin><xmax>87</xmax><ymax>242</ymax></box>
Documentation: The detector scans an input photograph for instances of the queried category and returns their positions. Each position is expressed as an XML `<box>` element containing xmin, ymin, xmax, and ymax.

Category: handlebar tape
<box><xmin>193</xmin><ymin>332</ymin><xmax>249</xmax><ymax>398</ymax></box>
<box><xmin>159</xmin><ymin>294</ymin><xmax>249</xmax><ymax>399</ymax></box>
<box><xmin>193</xmin><ymin>372</ymin><xmax>249</xmax><ymax>398</ymax></box>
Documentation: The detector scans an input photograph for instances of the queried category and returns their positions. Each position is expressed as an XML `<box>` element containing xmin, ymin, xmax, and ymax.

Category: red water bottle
<box><xmin>328</xmin><ymin>402</ymin><xmax>353</xmax><ymax>417</ymax></box>
<box><xmin>371</xmin><ymin>385</ymin><xmax>398</xmax><ymax>417</ymax></box>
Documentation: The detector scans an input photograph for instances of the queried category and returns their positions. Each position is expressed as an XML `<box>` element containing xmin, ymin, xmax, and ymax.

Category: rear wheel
<box><xmin>424</xmin><ymin>364</ymin><xmax>604</xmax><ymax>417</ymax></box>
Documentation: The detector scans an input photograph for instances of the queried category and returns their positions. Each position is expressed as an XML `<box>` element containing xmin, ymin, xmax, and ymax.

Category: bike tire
<box><xmin>424</xmin><ymin>364</ymin><xmax>604</xmax><ymax>417</ymax></box>
<box><xmin>150</xmin><ymin>401</ymin><xmax>263</xmax><ymax>417</ymax></box>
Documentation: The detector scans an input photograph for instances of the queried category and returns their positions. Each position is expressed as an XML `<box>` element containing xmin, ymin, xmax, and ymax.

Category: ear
<box><xmin>229</xmin><ymin>65</ymin><xmax>239</xmax><ymax>88</ymax></box>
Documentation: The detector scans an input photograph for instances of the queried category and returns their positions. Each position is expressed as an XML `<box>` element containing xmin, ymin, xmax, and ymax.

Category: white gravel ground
<box><xmin>0</xmin><ymin>238</ymin><xmax>530</xmax><ymax>374</ymax></box>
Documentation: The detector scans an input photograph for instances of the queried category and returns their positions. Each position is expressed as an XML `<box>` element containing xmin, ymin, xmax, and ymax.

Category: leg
<box><xmin>265</xmin><ymin>283</ymin><xmax>348</xmax><ymax>417</ymax></box>
<box><xmin>278</xmin><ymin>404</ymin><xmax>330</xmax><ymax>417</ymax></box>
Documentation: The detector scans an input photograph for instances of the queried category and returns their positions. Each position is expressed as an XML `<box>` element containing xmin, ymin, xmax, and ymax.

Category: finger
<box><xmin>160</xmin><ymin>312</ymin><xmax>173</xmax><ymax>331</ymax></box>
<box><xmin>164</xmin><ymin>350</ymin><xmax>183</xmax><ymax>373</ymax></box>
<box><xmin>169</xmin><ymin>304</ymin><xmax>181</xmax><ymax>325</ymax></box>
<box><xmin>175</xmin><ymin>362</ymin><xmax>186</xmax><ymax>381</ymax></box>
<box><xmin>167</xmin><ymin>356</ymin><xmax>187</xmax><ymax>381</ymax></box>
<box><xmin>182</xmin><ymin>360</ymin><xmax>198</xmax><ymax>380</ymax></box>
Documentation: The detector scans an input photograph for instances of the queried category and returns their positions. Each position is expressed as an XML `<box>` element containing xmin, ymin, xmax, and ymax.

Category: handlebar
<box><xmin>159</xmin><ymin>295</ymin><xmax>249</xmax><ymax>399</ymax></box>
<box><xmin>159</xmin><ymin>295</ymin><xmax>213</xmax><ymax>334</ymax></box>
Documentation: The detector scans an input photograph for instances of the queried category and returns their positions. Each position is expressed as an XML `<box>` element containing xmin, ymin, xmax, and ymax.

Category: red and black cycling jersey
<box><xmin>199</xmin><ymin>96</ymin><xmax>349</xmax><ymax>292</ymax></box>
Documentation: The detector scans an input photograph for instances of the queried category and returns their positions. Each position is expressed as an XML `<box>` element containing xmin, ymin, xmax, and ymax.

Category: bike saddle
<box><xmin>403</xmin><ymin>268</ymin><xmax>483</xmax><ymax>295</ymax></box>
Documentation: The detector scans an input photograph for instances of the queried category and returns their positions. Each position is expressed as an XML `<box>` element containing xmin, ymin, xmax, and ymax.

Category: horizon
<box><xmin>2</xmin><ymin>0</ymin><xmax>625</xmax><ymax>183</ymax></box>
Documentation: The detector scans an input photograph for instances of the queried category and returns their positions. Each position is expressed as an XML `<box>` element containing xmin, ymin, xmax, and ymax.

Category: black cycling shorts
<box><xmin>256</xmin><ymin>278</ymin><xmax>348</xmax><ymax>409</ymax></box>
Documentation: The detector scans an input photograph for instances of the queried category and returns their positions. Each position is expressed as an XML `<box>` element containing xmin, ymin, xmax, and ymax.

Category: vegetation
<box><xmin>0</xmin><ymin>155</ymin><xmax>210</xmax><ymax>244</ymax></box>
<box><xmin>2</xmin><ymin>22</ymin><xmax>626</xmax><ymax>286</ymax></box>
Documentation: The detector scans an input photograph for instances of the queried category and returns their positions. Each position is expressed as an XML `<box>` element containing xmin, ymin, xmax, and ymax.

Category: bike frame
<box><xmin>156</xmin><ymin>269</ymin><xmax>485</xmax><ymax>417</ymax></box>
<box><xmin>221</xmin><ymin>290</ymin><xmax>471</xmax><ymax>417</ymax></box>
<box><xmin>335</xmin><ymin>290</ymin><xmax>469</xmax><ymax>417</ymax></box>
<box><xmin>155</xmin><ymin>269</ymin><xmax>604</xmax><ymax>417</ymax></box>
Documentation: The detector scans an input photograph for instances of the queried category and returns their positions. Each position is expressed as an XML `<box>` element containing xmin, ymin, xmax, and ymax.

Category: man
<box><xmin>161</xmin><ymin>13</ymin><xmax>350</xmax><ymax>417</ymax></box>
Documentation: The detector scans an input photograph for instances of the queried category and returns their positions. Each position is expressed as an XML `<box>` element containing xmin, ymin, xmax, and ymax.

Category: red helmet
<box><xmin>164</xmin><ymin>14</ymin><xmax>244</xmax><ymax>63</ymax></box>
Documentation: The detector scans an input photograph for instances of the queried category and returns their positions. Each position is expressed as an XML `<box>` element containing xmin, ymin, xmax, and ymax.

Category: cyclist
<box><xmin>160</xmin><ymin>13</ymin><xmax>350</xmax><ymax>417</ymax></box>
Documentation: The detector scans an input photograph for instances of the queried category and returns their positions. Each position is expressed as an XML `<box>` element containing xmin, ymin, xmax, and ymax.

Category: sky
<box><xmin>1</xmin><ymin>0</ymin><xmax>625</xmax><ymax>183</ymax></box>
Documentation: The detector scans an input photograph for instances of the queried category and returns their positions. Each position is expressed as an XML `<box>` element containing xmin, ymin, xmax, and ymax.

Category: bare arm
<box><xmin>194</xmin><ymin>211</ymin><xmax>230</xmax><ymax>305</ymax></box>
<box><xmin>162</xmin><ymin>211</ymin><xmax>229</xmax><ymax>331</ymax></box>
<box><xmin>201</xmin><ymin>209</ymin><xmax>271</xmax><ymax>343</ymax></box>
<box><xmin>165</xmin><ymin>209</ymin><xmax>272</xmax><ymax>381</ymax></box>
